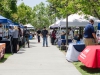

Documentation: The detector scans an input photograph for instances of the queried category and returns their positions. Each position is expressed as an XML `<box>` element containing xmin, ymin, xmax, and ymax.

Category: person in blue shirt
<box><xmin>84</xmin><ymin>19</ymin><xmax>98</xmax><ymax>46</ymax></box>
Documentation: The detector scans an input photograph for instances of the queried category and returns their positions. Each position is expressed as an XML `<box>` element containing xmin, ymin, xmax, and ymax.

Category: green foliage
<box><xmin>0</xmin><ymin>0</ymin><xmax>17</xmax><ymax>20</ymax></box>
<box><xmin>47</xmin><ymin>0</ymin><xmax>100</xmax><ymax>19</ymax></box>
<box><xmin>17</xmin><ymin>3</ymin><xmax>32</xmax><ymax>24</ymax></box>
<box><xmin>31</xmin><ymin>2</ymin><xmax>55</xmax><ymax>29</ymax></box>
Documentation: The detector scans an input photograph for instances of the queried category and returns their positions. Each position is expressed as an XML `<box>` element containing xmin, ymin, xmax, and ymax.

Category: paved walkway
<box><xmin>0</xmin><ymin>38</ymin><xmax>82</xmax><ymax>75</ymax></box>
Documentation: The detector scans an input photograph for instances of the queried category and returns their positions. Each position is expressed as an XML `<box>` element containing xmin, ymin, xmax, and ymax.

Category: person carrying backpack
<box><xmin>23</xmin><ymin>26</ymin><xmax>30</xmax><ymax>48</ymax></box>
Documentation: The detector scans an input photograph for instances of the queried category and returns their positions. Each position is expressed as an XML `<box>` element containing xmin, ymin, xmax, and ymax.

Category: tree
<box><xmin>31</xmin><ymin>2</ymin><xmax>55</xmax><ymax>29</ymax></box>
<box><xmin>47</xmin><ymin>0</ymin><xmax>100</xmax><ymax>19</ymax></box>
<box><xmin>17</xmin><ymin>3</ymin><xmax>32</xmax><ymax>24</ymax></box>
<box><xmin>0</xmin><ymin>0</ymin><xmax>17</xmax><ymax>20</ymax></box>
<box><xmin>75</xmin><ymin>0</ymin><xmax>100</xmax><ymax>19</ymax></box>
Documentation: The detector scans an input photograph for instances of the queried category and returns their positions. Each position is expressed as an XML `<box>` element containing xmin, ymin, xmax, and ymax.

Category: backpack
<box><xmin>24</xmin><ymin>30</ymin><xmax>30</xmax><ymax>37</ymax></box>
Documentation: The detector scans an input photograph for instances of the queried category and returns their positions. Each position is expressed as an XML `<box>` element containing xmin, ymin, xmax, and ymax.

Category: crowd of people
<box><xmin>0</xmin><ymin>23</ymin><xmax>31</xmax><ymax>53</ymax></box>
<box><xmin>49</xmin><ymin>28</ymin><xmax>83</xmax><ymax>46</ymax></box>
<box><xmin>48</xmin><ymin>19</ymin><xmax>98</xmax><ymax>47</ymax></box>
<box><xmin>0</xmin><ymin>19</ymin><xmax>97</xmax><ymax>53</ymax></box>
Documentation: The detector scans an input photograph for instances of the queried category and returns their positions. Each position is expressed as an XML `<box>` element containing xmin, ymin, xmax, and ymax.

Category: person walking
<box><xmin>37</xmin><ymin>28</ymin><xmax>41</xmax><ymax>43</ymax></box>
<box><xmin>23</xmin><ymin>26</ymin><xmax>30</xmax><ymax>48</ymax></box>
<box><xmin>84</xmin><ymin>19</ymin><xmax>98</xmax><ymax>46</ymax></box>
<box><xmin>41</xmin><ymin>27</ymin><xmax>48</xmax><ymax>47</ymax></box>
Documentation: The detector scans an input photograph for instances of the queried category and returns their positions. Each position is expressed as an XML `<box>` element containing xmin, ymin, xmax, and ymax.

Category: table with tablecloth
<box><xmin>57</xmin><ymin>39</ymin><xmax>72</xmax><ymax>48</ymax></box>
<box><xmin>0</xmin><ymin>43</ymin><xmax>6</xmax><ymax>60</ymax></box>
<box><xmin>78</xmin><ymin>45</ymin><xmax>100</xmax><ymax>68</ymax></box>
<box><xmin>0</xmin><ymin>39</ymin><xmax>12</xmax><ymax>53</ymax></box>
<box><xmin>66</xmin><ymin>43</ymin><xmax>85</xmax><ymax>62</ymax></box>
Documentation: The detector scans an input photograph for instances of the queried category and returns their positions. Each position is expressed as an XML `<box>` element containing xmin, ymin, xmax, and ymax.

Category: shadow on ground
<box><xmin>30</xmin><ymin>45</ymin><xmax>36</xmax><ymax>47</ymax></box>
<box><xmin>0</xmin><ymin>53</ymin><xmax>12</xmax><ymax>63</ymax></box>
<box><xmin>17</xmin><ymin>52</ymin><xmax>25</xmax><ymax>54</ymax></box>
<box><xmin>0</xmin><ymin>58</ymin><xmax>7</xmax><ymax>63</ymax></box>
<box><xmin>80</xmin><ymin>65</ymin><xmax>100</xmax><ymax>74</ymax></box>
<box><xmin>73</xmin><ymin>61</ymin><xmax>100</xmax><ymax>75</ymax></box>
<box><xmin>19</xmin><ymin>48</ymin><xmax>26</xmax><ymax>51</ymax></box>
<box><xmin>30</xmin><ymin>42</ymin><xmax>38</xmax><ymax>44</ymax></box>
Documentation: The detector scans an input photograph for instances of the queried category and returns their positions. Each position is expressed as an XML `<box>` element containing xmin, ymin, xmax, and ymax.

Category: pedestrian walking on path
<box><xmin>41</xmin><ymin>27</ymin><xmax>48</xmax><ymax>47</ymax></box>
<box><xmin>23</xmin><ymin>26</ymin><xmax>30</xmax><ymax>48</ymax></box>
<box><xmin>36</xmin><ymin>28</ymin><xmax>41</xmax><ymax>43</ymax></box>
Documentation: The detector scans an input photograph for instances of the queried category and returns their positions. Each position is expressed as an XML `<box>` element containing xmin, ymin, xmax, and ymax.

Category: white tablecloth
<box><xmin>66</xmin><ymin>43</ymin><xmax>84</xmax><ymax>62</ymax></box>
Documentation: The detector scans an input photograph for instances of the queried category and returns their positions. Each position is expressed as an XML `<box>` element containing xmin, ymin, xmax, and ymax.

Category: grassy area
<box><xmin>0</xmin><ymin>53</ymin><xmax>12</xmax><ymax>63</ymax></box>
<box><xmin>73</xmin><ymin>62</ymin><xmax>100</xmax><ymax>75</ymax></box>
<box><xmin>59</xmin><ymin>48</ymin><xmax>100</xmax><ymax>75</ymax></box>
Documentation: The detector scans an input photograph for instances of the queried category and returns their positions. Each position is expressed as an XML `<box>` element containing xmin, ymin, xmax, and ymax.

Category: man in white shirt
<box><xmin>0</xmin><ymin>23</ymin><xmax>3</xmax><ymax>40</ymax></box>
<box><xmin>68</xmin><ymin>28</ymin><xmax>74</xmax><ymax>40</ymax></box>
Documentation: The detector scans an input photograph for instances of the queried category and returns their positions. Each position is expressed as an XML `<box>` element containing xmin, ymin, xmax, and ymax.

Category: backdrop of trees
<box><xmin>0</xmin><ymin>0</ymin><xmax>100</xmax><ymax>29</ymax></box>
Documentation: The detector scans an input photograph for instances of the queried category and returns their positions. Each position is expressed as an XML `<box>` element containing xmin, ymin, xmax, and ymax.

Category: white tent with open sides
<box><xmin>59</xmin><ymin>14</ymin><xmax>100</xmax><ymax>28</ymax></box>
<box><xmin>24</xmin><ymin>24</ymin><xmax>35</xmax><ymax>29</ymax></box>
<box><xmin>49</xmin><ymin>13</ymin><xmax>100</xmax><ymax>28</ymax></box>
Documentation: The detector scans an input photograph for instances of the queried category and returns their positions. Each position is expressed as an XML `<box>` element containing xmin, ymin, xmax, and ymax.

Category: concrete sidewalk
<box><xmin>0</xmin><ymin>38</ymin><xmax>82</xmax><ymax>75</ymax></box>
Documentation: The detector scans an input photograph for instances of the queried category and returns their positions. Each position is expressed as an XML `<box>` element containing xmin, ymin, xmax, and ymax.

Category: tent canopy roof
<box><xmin>24</xmin><ymin>24</ymin><xmax>35</xmax><ymax>29</ymax></box>
<box><xmin>49</xmin><ymin>13</ymin><xmax>100</xmax><ymax>28</ymax></box>
<box><xmin>0</xmin><ymin>15</ymin><xmax>8</xmax><ymax>23</ymax></box>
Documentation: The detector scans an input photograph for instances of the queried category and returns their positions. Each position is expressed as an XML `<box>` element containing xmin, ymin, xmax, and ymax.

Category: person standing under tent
<box><xmin>37</xmin><ymin>28</ymin><xmax>41</xmax><ymax>43</ymax></box>
<box><xmin>51</xmin><ymin>29</ymin><xmax>56</xmax><ymax>45</ymax></box>
<box><xmin>41</xmin><ymin>27</ymin><xmax>48</xmax><ymax>47</ymax></box>
<box><xmin>0</xmin><ymin>23</ymin><xmax>3</xmax><ymax>40</ymax></box>
<box><xmin>84</xmin><ymin>19</ymin><xmax>98</xmax><ymax>46</ymax></box>
<box><xmin>12</xmin><ymin>26</ymin><xmax>19</xmax><ymax>53</ymax></box>
<box><xmin>23</xmin><ymin>26</ymin><xmax>30</xmax><ymax>48</ymax></box>
<box><xmin>8</xmin><ymin>26</ymin><xmax>14</xmax><ymax>42</ymax></box>
<box><xmin>68</xmin><ymin>28</ymin><xmax>73</xmax><ymax>40</ymax></box>
<box><xmin>18</xmin><ymin>26</ymin><xmax>22</xmax><ymax>46</ymax></box>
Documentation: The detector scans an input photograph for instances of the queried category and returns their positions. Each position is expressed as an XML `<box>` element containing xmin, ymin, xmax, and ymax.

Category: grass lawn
<box><xmin>59</xmin><ymin>48</ymin><xmax>100</xmax><ymax>75</ymax></box>
<box><xmin>73</xmin><ymin>62</ymin><xmax>100</xmax><ymax>75</ymax></box>
<box><xmin>0</xmin><ymin>53</ymin><xmax>12</xmax><ymax>63</ymax></box>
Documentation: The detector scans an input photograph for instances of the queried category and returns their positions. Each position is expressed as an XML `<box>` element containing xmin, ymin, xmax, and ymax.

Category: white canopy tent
<box><xmin>24</xmin><ymin>24</ymin><xmax>35</xmax><ymax>29</ymax></box>
<box><xmin>59</xmin><ymin>14</ymin><xmax>100</xmax><ymax>28</ymax></box>
<box><xmin>49</xmin><ymin>20</ymin><xmax>61</xmax><ymax>28</ymax></box>
<box><xmin>49</xmin><ymin>14</ymin><xmax>100</xmax><ymax>28</ymax></box>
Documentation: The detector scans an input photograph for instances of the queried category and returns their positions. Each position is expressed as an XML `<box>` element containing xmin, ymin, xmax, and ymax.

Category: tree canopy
<box><xmin>47</xmin><ymin>0</ymin><xmax>100</xmax><ymax>19</ymax></box>
<box><xmin>0</xmin><ymin>0</ymin><xmax>100</xmax><ymax>29</ymax></box>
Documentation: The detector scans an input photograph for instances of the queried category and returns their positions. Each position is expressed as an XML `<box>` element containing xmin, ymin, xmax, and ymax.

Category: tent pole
<box><xmin>66</xmin><ymin>14</ymin><xmax>68</xmax><ymax>45</ymax></box>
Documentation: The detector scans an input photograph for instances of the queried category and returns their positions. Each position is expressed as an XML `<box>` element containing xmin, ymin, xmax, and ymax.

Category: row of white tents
<box><xmin>49</xmin><ymin>13</ymin><xmax>100</xmax><ymax>28</ymax></box>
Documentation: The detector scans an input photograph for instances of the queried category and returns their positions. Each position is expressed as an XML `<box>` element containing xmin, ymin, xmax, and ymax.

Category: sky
<box><xmin>17</xmin><ymin>0</ymin><xmax>47</xmax><ymax>8</ymax></box>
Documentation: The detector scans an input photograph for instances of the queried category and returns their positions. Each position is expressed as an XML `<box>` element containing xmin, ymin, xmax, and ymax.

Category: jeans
<box><xmin>43</xmin><ymin>37</ymin><xmax>48</xmax><ymax>46</ymax></box>
<box><xmin>23</xmin><ymin>36</ymin><xmax>29</xmax><ymax>47</ymax></box>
